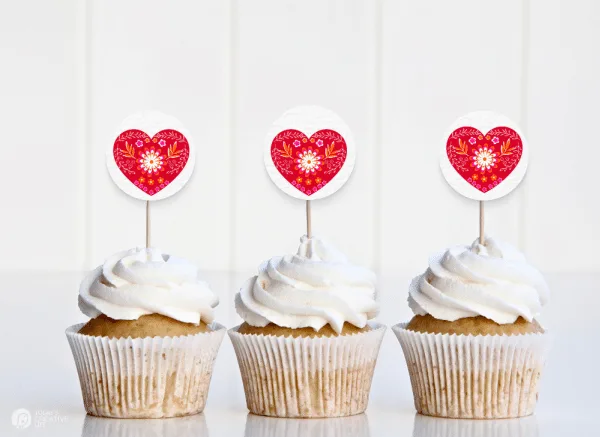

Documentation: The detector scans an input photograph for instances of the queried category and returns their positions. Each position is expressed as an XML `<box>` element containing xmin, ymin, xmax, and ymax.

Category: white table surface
<box><xmin>0</xmin><ymin>271</ymin><xmax>598</xmax><ymax>436</ymax></box>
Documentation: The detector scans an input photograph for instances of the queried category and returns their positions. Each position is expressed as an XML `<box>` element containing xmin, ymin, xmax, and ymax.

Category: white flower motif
<box><xmin>472</xmin><ymin>147</ymin><xmax>497</xmax><ymax>171</ymax></box>
<box><xmin>139</xmin><ymin>149</ymin><xmax>163</xmax><ymax>174</ymax></box>
<box><xmin>316</xmin><ymin>139</ymin><xmax>324</xmax><ymax>147</ymax></box>
<box><xmin>296</xmin><ymin>149</ymin><xmax>321</xmax><ymax>174</ymax></box>
<box><xmin>468</xmin><ymin>137</ymin><xmax>477</xmax><ymax>145</ymax></box>
<box><xmin>135</xmin><ymin>140</ymin><xmax>144</xmax><ymax>147</ymax></box>
<box><xmin>492</xmin><ymin>136</ymin><xmax>499</xmax><ymax>144</ymax></box>
<box><xmin>158</xmin><ymin>139</ymin><xmax>166</xmax><ymax>147</ymax></box>
<box><xmin>293</xmin><ymin>140</ymin><xmax>301</xmax><ymax>147</ymax></box>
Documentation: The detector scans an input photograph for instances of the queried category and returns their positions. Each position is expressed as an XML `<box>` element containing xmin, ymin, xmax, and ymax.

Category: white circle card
<box><xmin>264</xmin><ymin>106</ymin><xmax>356</xmax><ymax>201</ymax></box>
<box><xmin>107</xmin><ymin>111</ymin><xmax>196</xmax><ymax>201</ymax></box>
<box><xmin>440</xmin><ymin>110</ymin><xmax>529</xmax><ymax>201</ymax></box>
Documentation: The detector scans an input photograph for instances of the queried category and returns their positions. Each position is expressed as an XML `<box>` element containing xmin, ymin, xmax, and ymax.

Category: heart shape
<box><xmin>113</xmin><ymin>129</ymin><xmax>190</xmax><ymax>196</ymax></box>
<box><xmin>446</xmin><ymin>126</ymin><xmax>523</xmax><ymax>193</ymax></box>
<box><xmin>270</xmin><ymin>129</ymin><xmax>347</xmax><ymax>196</ymax></box>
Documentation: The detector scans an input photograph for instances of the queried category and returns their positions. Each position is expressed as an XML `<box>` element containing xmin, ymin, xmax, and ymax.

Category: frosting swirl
<box><xmin>235</xmin><ymin>235</ymin><xmax>379</xmax><ymax>333</ymax></box>
<box><xmin>408</xmin><ymin>237</ymin><xmax>549</xmax><ymax>324</ymax></box>
<box><xmin>79</xmin><ymin>248</ymin><xmax>218</xmax><ymax>324</ymax></box>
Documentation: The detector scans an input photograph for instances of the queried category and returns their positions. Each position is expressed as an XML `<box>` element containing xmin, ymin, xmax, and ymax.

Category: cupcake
<box><xmin>229</xmin><ymin>235</ymin><xmax>386</xmax><ymax>418</ymax></box>
<box><xmin>393</xmin><ymin>237</ymin><xmax>551</xmax><ymax>419</ymax></box>
<box><xmin>66</xmin><ymin>248</ymin><xmax>226</xmax><ymax>419</ymax></box>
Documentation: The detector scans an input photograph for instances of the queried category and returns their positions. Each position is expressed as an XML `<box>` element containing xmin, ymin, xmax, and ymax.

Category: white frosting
<box><xmin>235</xmin><ymin>236</ymin><xmax>379</xmax><ymax>334</ymax></box>
<box><xmin>408</xmin><ymin>237</ymin><xmax>549</xmax><ymax>324</ymax></box>
<box><xmin>79</xmin><ymin>248</ymin><xmax>218</xmax><ymax>324</ymax></box>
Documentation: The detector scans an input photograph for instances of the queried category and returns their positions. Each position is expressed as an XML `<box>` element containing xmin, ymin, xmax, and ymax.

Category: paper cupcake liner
<box><xmin>412</xmin><ymin>413</ymin><xmax>539</xmax><ymax>437</ymax></box>
<box><xmin>393</xmin><ymin>322</ymin><xmax>551</xmax><ymax>419</ymax></box>
<box><xmin>244</xmin><ymin>412</ymin><xmax>370</xmax><ymax>437</ymax></box>
<box><xmin>229</xmin><ymin>322</ymin><xmax>386</xmax><ymax>418</ymax></box>
<box><xmin>66</xmin><ymin>322</ymin><xmax>225</xmax><ymax>419</ymax></box>
<box><xmin>82</xmin><ymin>414</ymin><xmax>209</xmax><ymax>437</ymax></box>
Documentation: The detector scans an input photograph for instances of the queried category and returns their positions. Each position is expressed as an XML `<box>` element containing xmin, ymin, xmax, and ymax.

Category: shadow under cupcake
<box><xmin>229</xmin><ymin>235</ymin><xmax>386</xmax><ymax>418</ymax></box>
<box><xmin>66</xmin><ymin>247</ymin><xmax>226</xmax><ymax>419</ymax></box>
<box><xmin>393</xmin><ymin>237</ymin><xmax>551</xmax><ymax>419</ymax></box>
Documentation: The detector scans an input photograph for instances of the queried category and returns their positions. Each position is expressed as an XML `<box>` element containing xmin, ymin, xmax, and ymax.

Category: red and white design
<box><xmin>139</xmin><ymin>149</ymin><xmax>164</xmax><ymax>174</ymax></box>
<box><xmin>446</xmin><ymin>126</ymin><xmax>523</xmax><ymax>194</ymax></box>
<box><xmin>264</xmin><ymin>106</ymin><xmax>356</xmax><ymax>201</ymax></box>
<box><xmin>113</xmin><ymin>129</ymin><xmax>190</xmax><ymax>197</ymax></box>
<box><xmin>270</xmin><ymin>129</ymin><xmax>347</xmax><ymax>197</ymax></box>
<box><xmin>296</xmin><ymin>148</ymin><xmax>322</xmax><ymax>175</ymax></box>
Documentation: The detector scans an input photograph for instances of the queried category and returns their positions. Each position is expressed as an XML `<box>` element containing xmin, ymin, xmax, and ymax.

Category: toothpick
<box><xmin>146</xmin><ymin>200</ymin><xmax>151</xmax><ymax>248</ymax></box>
<box><xmin>479</xmin><ymin>200</ymin><xmax>484</xmax><ymax>245</ymax></box>
<box><xmin>306</xmin><ymin>200</ymin><xmax>312</xmax><ymax>239</ymax></box>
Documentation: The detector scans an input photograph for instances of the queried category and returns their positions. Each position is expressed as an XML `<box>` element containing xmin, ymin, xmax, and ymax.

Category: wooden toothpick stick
<box><xmin>479</xmin><ymin>200</ymin><xmax>484</xmax><ymax>245</ymax></box>
<box><xmin>306</xmin><ymin>200</ymin><xmax>312</xmax><ymax>239</ymax></box>
<box><xmin>146</xmin><ymin>200</ymin><xmax>151</xmax><ymax>248</ymax></box>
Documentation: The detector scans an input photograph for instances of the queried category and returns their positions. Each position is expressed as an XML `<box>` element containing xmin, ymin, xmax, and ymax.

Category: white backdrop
<box><xmin>1</xmin><ymin>0</ymin><xmax>599</xmax><ymax>277</ymax></box>
<box><xmin>1</xmin><ymin>2</ymin><xmax>600</xmax><ymax>434</ymax></box>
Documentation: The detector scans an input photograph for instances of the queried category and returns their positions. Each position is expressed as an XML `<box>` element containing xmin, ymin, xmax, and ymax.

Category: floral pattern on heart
<box><xmin>446</xmin><ymin>126</ymin><xmax>523</xmax><ymax>193</ymax></box>
<box><xmin>113</xmin><ymin>129</ymin><xmax>190</xmax><ymax>196</ymax></box>
<box><xmin>270</xmin><ymin>129</ymin><xmax>347</xmax><ymax>196</ymax></box>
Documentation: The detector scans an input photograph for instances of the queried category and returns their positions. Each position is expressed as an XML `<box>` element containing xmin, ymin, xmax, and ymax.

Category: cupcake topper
<box><xmin>264</xmin><ymin>106</ymin><xmax>356</xmax><ymax>237</ymax></box>
<box><xmin>107</xmin><ymin>111</ymin><xmax>196</xmax><ymax>247</ymax></box>
<box><xmin>440</xmin><ymin>111</ymin><xmax>529</xmax><ymax>244</ymax></box>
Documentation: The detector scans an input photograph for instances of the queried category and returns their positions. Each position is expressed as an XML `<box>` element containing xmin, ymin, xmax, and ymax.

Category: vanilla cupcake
<box><xmin>393</xmin><ymin>237</ymin><xmax>551</xmax><ymax>419</ymax></box>
<box><xmin>66</xmin><ymin>248</ymin><xmax>226</xmax><ymax>419</ymax></box>
<box><xmin>229</xmin><ymin>235</ymin><xmax>385</xmax><ymax>418</ymax></box>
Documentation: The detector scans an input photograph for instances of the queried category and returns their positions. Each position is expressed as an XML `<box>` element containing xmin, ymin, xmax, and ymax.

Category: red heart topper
<box><xmin>446</xmin><ymin>126</ymin><xmax>523</xmax><ymax>193</ymax></box>
<box><xmin>113</xmin><ymin>129</ymin><xmax>190</xmax><ymax>196</ymax></box>
<box><xmin>270</xmin><ymin>129</ymin><xmax>347</xmax><ymax>196</ymax></box>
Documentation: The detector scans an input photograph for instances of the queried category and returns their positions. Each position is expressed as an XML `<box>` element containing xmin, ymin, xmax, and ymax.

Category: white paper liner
<box><xmin>412</xmin><ymin>413</ymin><xmax>539</xmax><ymax>437</ymax></box>
<box><xmin>244</xmin><ymin>412</ymin><xmax>370</xmax><ymax>437</ymax></box>
<box><xmin>393</xmin><ymin>323</ymin><xmax>551</xmax><ymax>419</ymax></box>
<box><xmin>229</xmin><ymin>322</ymin><xmax>386</xmax><ymax>418</ymax></box>
<box><xmin>66</xmin><ymin>323</ymin><xmax>225</xmax><ymax>419</ymax></box>
<box><xmin>82</xmin><ymin>414</ymin><xmax>209</xmax><ymax>437</ymax></box>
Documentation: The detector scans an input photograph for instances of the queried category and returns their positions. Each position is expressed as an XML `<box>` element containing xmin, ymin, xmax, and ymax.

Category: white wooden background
<box><xmin>1</xmin><ymin>0</ymin><xmax>599</xmax><ymax>277</ymax></box>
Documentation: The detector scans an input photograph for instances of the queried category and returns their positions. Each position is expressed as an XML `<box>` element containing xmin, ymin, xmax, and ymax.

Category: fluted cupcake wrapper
<box><xmin>392</xmin><ymin>322</ymin><xmax>551</xmax><ymax>419</ymax></box>
<box><xmin>229</xmin><ymin>323</ymin><xmax>386</xmax><ymax>418</ymax></box>
<box><xmin>66</xmin><ymin>323</ymin><xmax>226</xmax><ymax>419</ymax></box>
